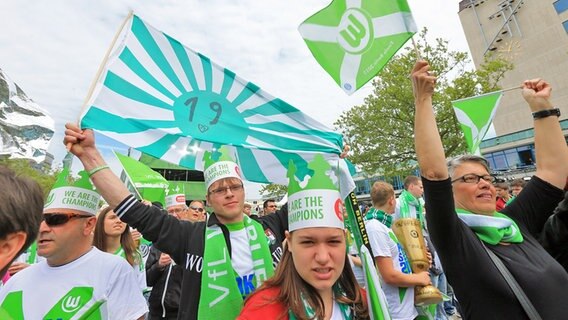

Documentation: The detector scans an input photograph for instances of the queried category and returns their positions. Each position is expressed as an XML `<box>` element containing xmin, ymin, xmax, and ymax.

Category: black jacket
<box><xmin>540</xmin><ymin>191</ymin><xmax>568</xmax><ymax>272</ymax></box>
<box><xmin>115</xmin><ymin>195</ymin><xmax>287</xmax><ymax>320</ymax></box>
<box><xmin>146</xmin><ymin>246</ymin><xmax>183</xmax><ymax>319</ymax></box>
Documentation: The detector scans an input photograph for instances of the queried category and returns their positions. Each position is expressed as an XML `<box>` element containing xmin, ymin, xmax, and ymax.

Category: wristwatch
<box><xmin>532</xmin><ymin>108</ymin><xmax>561</xmax><ymax>120</ymax></box>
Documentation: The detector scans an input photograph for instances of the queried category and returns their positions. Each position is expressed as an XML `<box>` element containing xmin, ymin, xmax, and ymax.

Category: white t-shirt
<box><xmin>0</xmin><ymin>247</ymin><xmax>148</xmax><ymax>319</ymax></box>
<box><xmin>227</xmin><ymin>223</ymin><xmax>256</xmax><ymax>299</ymax></box>
<box><xmin>114</xmin><ymin>247</ymin><xmax>147</xmax><ymax>292</ymax></box>
<box><xmin>366</xmin><ymin>219</ymin><xmax>417</xmax><ymax>320</ymax></box>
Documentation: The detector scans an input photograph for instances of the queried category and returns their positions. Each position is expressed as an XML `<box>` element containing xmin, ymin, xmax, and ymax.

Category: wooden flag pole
<box><xmin>499</xmin><ymin>85</ymin><xmax>523</xmax><ymax>93</ymax></box>
<box><xmin>67</xmin><ymin>10</ymin><xmax>134</xmax><ymax>150</ymax></box>
<box><xmin>411</xmin><ymin>37</ymin><xmax>422</xmax><ymax>60</ymax></box>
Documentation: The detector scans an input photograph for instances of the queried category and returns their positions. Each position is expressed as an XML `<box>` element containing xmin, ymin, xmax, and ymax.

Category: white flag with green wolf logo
<box><xmin>299</xmin><ymin>0</ymin><xmax>417</xmax><ymax>95</ymax></box>
<box><xmin>452</xmin><ymin>91</ymin><xmax>503</xmax><ymax>155</ymax></box>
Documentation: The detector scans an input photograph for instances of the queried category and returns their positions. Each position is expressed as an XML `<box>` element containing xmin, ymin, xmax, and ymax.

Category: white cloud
<box><xmin>1</xmin><ymin>0</ymin><xmax>470</xmax><ymax>198</ymax></box>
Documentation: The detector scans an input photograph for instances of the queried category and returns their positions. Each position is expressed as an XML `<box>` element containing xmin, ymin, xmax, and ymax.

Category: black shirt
<box><xmin>423</xmin><ymin>176</ymin><xmax>568</xmax><ymax>320</ymax></box>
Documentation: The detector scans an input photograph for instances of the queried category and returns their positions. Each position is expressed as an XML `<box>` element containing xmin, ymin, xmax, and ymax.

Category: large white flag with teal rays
<box><xmin>452</xmin><ymin>91</ymin><xmax>503</xmax><ymax>155</ymax></box>
<box><xmin>81</xmin><ymin>14</ymin><xmax>355</xmax><ymax>196</ymax></box>
<box><xmin>299</xmin><ymin>0</ymin><xmax>417</xmax><ymax>95</ymax></box>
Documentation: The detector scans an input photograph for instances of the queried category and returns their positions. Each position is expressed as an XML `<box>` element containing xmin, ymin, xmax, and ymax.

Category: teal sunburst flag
<box><xmin>81</xmin><ymin>14</ymin><xmax>355</xmax><ymax>196</ymax></box>
<box><xmin>299</xmin><ymin>0</ymin><xmax>417</xmax><ymax>95</ymax></box>
<box><xmin>452</xmin><ymin>91</ymin><xmax>503</xmax><ymax>155</ymax></box>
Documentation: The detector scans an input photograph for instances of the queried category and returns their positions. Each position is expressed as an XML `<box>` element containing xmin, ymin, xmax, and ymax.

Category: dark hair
<box><xmin>263</xmin><ymin>199</ymin><xmax>276</xmax><ymax>209</ymax></box>
<box><xmin>243</xmin><ymin>241</ymin><xmax>368</xmax><ymax>319</ymax></box>
<box><xmin>494</xmin><ymin>182</ymin><xmax>509</xmax><ymax>190</ymax></box>
<box><xmin>93</xmin><ymin>206</ymin><xmax>139</xmax><ymax>267</ymax></box>
<box><xmin>403</xmin><ymin>176</ymin><xmax>420</xmax><ymax>190</ymax></box>
<box><xmin>510</xmin><ymin>179</ymin><xmax>527</xmax><ymax>188</ymax></box>
<box><xmin>0</xmin><ymin>166</ymin><xmax>44</xmax><ymax>257</ymax></box>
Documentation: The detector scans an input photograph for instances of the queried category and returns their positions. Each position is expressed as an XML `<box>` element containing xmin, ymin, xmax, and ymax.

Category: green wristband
<box><xmin>88</xmin><ymin>165</ymin><xmax>110</xmax><ymax>177</ymax></box>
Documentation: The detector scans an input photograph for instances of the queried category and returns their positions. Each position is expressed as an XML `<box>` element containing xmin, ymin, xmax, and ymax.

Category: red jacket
<box><xmin>237</xmin><ymin>286</ymin><xmax>367</xmax><ymax>320</ymax></box>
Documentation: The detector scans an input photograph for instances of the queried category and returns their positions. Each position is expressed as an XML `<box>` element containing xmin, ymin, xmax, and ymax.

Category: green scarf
<box><xmin>399</xmin><ymin>190</ymin><xmax>424</xmax><ymax>227</ymax></box>
<box><xmin>456</xmin><ymin>209</ymin><xmax>524</xmax><ymax>245</ymax></box>
<box><xmin>198</xmin><ymin>215</ymin><xmax>274</xmax><ymax>319</ymax></box>
<box><xmin>288</xmin><ymin>287</ymin><xmax>351</xmax><ymax>320</ymax></box>
<box><xmin>364</xmin><ymin>208</ymin><xmax>393</xmax><ymax>228</ymax></box>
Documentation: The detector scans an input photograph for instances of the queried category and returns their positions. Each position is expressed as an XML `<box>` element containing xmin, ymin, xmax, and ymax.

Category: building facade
<box><xmin>458</xmin><ymin>0</ymin><xmax>568</xmax><ymax>177</ymax></box>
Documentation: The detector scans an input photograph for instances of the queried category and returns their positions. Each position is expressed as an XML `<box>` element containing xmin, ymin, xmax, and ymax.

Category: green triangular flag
<box><xmin>299</xmin><ymin>0</ymin><xmax>417</xmax><ymax>95</ymax></box>
<box><xmin>452</xmin><ymin>91</ymin><xmax>503</xmax><ymax>155</ymax></box>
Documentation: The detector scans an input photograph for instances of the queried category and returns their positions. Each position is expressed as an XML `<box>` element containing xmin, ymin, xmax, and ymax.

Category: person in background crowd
<box><xmin>145</xmin><ymin>201</ymin><xmax>193</xmax><ymax>320</ymax></box>
<box><xmin>540</xmin><ymin>178</ymin><xmax>568</xmax><ymax>272</ymax></box>
<box><xmin>94</xmin><ymin>206</ymin><xmax>146</xmax><ymax>292</ymax></box>
<box><xmin>365</xmin><ymin>181</ymin><xmax>430</xmax><ymax>320</ymax></box>
<box><xmin>186</xmin><ymin>200</ymin><xmax>206</xmax><ymax>222</ymax></box>
<box><xmin>165</xmin><ymin>188</ymin><xmax>187</xmax><ymax>220</ymax></box>
<box><xmin>510</xmin><ymin>178</ymin><xmax>527</xmax><ymax>197</ymax></box>
<box><xmin>238</xmin><ymin>156</ymin><xmax>369</xmax><ymax>319</ymax></box>
<box><xmin>243</xmin><ymin>202</ymin><xmax>252</xmax><ymax>216</ymax></box>
<box><xmin>0</xmin><ymin>167</ymin><xmax>43</xmax><ymax>281</ymax></box>
<box><xmin>494</xmin><ymin>182</ymin><xmax>511</xmax><ymax>211</ymax></box>
<box><xmin>394</xmin><ymin>175</ymin><xmax>424</xmax><ymax>222</ymax></box>
<box><xmin>263</xmin><ymin>199</ymin><xmax>277</xmax><ymax>215</ymax></box>
<box><xmin>63</xmin><ymin>127</ymin><xmax>288</xmax><ymax>320</ymax></box>
<box><xmin>0</xmin><ymin>167</ymin><xmax>147</xmax><ymax>319</ymax></box>
<box><xmin>412</xmin><ymin>60</ymin><xmax>568</xmax><ymax>319</ymax></box>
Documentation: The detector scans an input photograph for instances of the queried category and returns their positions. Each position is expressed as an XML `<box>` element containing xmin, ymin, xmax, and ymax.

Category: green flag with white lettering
<box><xmin>299</xmin><ymin>0</ymin><xmax>417</xmax><ymax>95</ymax></box>
<box><xmin>452</xmin><ymin>91</ymin><xmax>503</xmax><ymax>155</ymax></box>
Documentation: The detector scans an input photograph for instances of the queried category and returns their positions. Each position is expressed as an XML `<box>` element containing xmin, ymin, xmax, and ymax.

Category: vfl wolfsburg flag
<box><xmin>452</xmin><ymin>91</ymin><xmax>503</xmax><ymax>155</ymax></box>
<box><xmin>81</xmin><ymin>14</ymin><xmax>355</xmax><ymax>197</ymax></box>
<box><xmin>299</xmin><ymin>0</ymin><xmax>417</xmax><ymax>95</ymax></box>
<box><xmin>114</xmin><ymin>151</ymin><xmax>169</xmax><ymax>205</ymax></box>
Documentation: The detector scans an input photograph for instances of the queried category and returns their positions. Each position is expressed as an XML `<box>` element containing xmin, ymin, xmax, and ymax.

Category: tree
<box><xmin>0</xmin><ymin>157</ymin><xmax>59</xmax><ymax>197</ymax></box>
<box><xmin>259</xmin><ymin>183</ymin><xmax>287</xmax><ymax>198</ymax></box>
<box><xmin>334</xmin><ymin>28</ymin><xmax>513</xmax><ymax>177</ymax></box>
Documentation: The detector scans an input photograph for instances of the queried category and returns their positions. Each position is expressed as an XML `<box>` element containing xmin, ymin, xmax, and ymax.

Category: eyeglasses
<box><xmin>208</xmin><ymin>184</ymin><xmax>244</xmax><ymax>196</ymax></box>
<box><xmin>267</xmin><ymin>205</ymin><xmax>277</xmax><ymax>208</ymax></box>
<box><xmin>190</xmin><ymin>206</ymin><xmax>204</xmax><ymax>212</ymax></box>
<box><xmin>451</xmin><ymin>173</ymin><xmax>496</xmax><ymax>184</ymax></box>
<box><xmin>168</xmin><ymin>208</ymin><xmax>185</xmax><ymax>214</ymax></box>
<box><xmin>43</xmin><ymin>213</ymin><xmax>92</xmax><ymax>227</ymax></box>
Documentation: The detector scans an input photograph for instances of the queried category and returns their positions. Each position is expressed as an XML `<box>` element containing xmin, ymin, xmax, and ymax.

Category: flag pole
<box><xmin>411</xmin><ymin>37</ymin><xmax>422</xmax><ymax>60</ymax></box>
<box><xmin>500</xmin><ymin>85</ymin><xmax>522</xmax><ymax>93</ymax></box>
<box><xmin>67</xmin><ymin>10</ymin><xmax>134</xmax><ymax>150</ymax></box>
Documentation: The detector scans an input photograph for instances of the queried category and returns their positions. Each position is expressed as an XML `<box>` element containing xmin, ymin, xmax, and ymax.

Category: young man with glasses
<box><xmin>63</xmin><ymin>125</ymin><xmax>288</xmax><ymax>320</ymax></box>
<box><xmin>0</xmin><ymin>168</ymin><xmax>147</xmax><ymax>319</ymax></box>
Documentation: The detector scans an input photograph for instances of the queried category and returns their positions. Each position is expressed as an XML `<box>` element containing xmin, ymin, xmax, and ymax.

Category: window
<box><xmin>554</xmin><ymin>0</ymin><xmax>568</xmax><ymax>14</ymax></box>
<box><xmin>563</xmin><ymin>20</ymin><xmax>568</xmax><ymax>33</ymax></box>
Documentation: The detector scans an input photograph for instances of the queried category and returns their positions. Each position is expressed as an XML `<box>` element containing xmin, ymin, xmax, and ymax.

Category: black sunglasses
<box><xmin>189</xmin><ymin>206</ymin><xmax>204</xmax><ymax>213</ymax></box>
<box><xmin>43</xmin><ymin>213</ymin><xmax>92</xmax><ymax>227</ymax></box>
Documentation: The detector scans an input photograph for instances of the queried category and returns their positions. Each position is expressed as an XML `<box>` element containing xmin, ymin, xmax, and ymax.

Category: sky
<box><xmin>0</xmin><ymin>0</ymin><xmax>471</xmax><ymax>199</ymax></box>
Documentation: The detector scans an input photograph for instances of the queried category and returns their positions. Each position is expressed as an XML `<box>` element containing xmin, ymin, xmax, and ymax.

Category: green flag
<box><xmin>452</xmin><ymin>91</ymin><xmax>503</xmax><ymax>155</ymax></box>
<box><xmin>114</xmin><ymin>150</ymin><xmax>169</xmax><ymax>204</ymax></box>
<box><xmin>299</xmin><ymin>0</ymin><xmax>417</xmax><ymax>95</ymax></box>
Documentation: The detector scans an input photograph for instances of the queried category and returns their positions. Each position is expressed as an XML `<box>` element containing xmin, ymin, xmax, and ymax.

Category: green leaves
<box><xmin>334</xmin><ymin>28</ymin><xmax>513</xmax><ymax>177</ymax></box>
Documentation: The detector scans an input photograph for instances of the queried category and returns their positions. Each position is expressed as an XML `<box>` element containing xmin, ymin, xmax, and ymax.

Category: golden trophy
<box><xmin>392</xmin><ymin>218</ymin><xmax>442</xmax><ymax>306</ymax></box>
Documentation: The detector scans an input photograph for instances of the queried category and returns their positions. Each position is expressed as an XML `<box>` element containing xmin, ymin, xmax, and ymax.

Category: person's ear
<box><xmin>0</xmin><ymin>232</ymin><xmax>26</xmax><ymax>270</ymax></box>
<box><xmin>284</xmin><ymin>231</ymin><xmax>291</xmax><ymax>252</ymax></box>
<box><xmin>84</xmin><ymin>216</ymin><xmax>97</xmax><ymax>236</ymax></box>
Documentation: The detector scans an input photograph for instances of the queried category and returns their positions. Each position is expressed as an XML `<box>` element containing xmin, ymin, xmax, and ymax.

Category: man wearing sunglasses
<box><xmin>0</xmin><ymin>168</ymin><xmax>148</xmax><ymax>319</ymax></box>
<box><xmin>186</xmin><ymin>200</ymin><xmax>206</xmax><ymax>222</ymax></box>
<box><xmin>64</xmin><ymin>126</ymin><xmax>288</xmax><ymax>320</ymax></box>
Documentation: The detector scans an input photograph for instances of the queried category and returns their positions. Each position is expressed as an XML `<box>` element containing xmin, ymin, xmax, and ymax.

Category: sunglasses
<box><xmin>43</xmin><ymin>213</ymin><xmax>92</xmax><ymax>227</ymax></box>
<box><xmin>190</xmin><ymin>206</ymin><xmax>204</xmax><ymax>213</ymax></box>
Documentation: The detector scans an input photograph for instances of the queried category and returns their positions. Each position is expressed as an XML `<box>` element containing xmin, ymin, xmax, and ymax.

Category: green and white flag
<box><xmin>299</xmin><ymin>0</ymin><xmax>417</xmax><ymax>95</ymax></box>
<box><xmin>81</xmin><ymin>14</ymin><xmax>355</xmax><ymax>197</ymax></box>
<box><xmin>452</xmin><ymin>91</ymin><xmax>503</xmax><ymax>155</ymax></box>
<box><xmin>114</xmin><ymin>150</ymin><xmax>169</xmax><ymax>205</ymax></box>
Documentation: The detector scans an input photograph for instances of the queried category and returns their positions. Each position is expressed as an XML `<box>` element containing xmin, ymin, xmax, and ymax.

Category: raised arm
<box><xmin>63</xmin><ymin>123</ymin><xmax>130</xmax><ymax>207</ymax></box>
<box><xmin>411</xmin><ymin>61</ymin><xmax>448</xmax><ymax>181</ymax></box>
<box><xmin>522</xmin><ymin>79</ymin><xmax>568</xmax><ymax>189</ymax></box>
